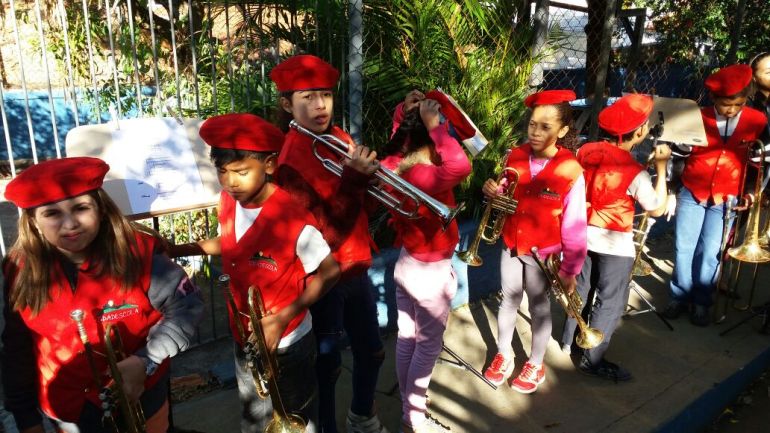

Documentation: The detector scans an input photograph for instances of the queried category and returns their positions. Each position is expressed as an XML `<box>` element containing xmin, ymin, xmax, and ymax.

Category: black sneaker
<box><xmin>662</xmin><ymin>300</ymin><xmax>688</xmax><ymax>319</ymax></box>
<box><xmin>578</xmin><ymin>357</ymin><xmax>633</xmax><ymax>382</ymax></box>
<box><xmin>690</xmin><ymin>305</ymin><xmax>710</xmax><ymax>327</ymax></box>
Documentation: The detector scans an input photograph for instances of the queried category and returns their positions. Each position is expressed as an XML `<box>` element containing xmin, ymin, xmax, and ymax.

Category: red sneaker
<box><xmin>483</xmin><ymin>353</ymin><xmax>514</xmax><ymax>386</ymax></box>
<box><xmin>510</xmin><ymin>361</ymin><xmax>546</xmax><ymax>394</ymax></box>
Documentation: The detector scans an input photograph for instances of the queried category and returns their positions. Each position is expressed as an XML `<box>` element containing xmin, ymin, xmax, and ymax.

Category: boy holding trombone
<box><xmin>665</xmin><ymin>64</ymin><xmax>767</xmax><ymax>326</ymax></box>
<box><xmin>561</xmin><ymin>94</ymin><xmax>670</xmax><ymax>381</ymax></box>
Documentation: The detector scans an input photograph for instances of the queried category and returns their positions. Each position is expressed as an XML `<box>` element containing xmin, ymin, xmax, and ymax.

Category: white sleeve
<box><xmin>628</xmin><ymin>171</ymin><xmax>661</xmax><ymax>211</ymax></box>
<box><xmin>296</xmin><ymin>225</ymin><xmax>332</xmax><ymax>274</ymax></box>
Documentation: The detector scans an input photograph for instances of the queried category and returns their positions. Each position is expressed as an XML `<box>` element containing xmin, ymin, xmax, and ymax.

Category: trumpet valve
<box><xmin>489</xmin><ymin>196</ymin><xmax>517</xmax><ymax>214</ymax></box>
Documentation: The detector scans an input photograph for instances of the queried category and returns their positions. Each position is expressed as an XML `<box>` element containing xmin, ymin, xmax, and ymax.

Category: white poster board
<box><xmin>65</xmin><ymin>118</ymin><xmax>220</xmax><ymax>219</ymax></box>
<box><xmin>647</xmin><ymin>96</ymin><xmax>708</xmax><ymax>146</ymax></box>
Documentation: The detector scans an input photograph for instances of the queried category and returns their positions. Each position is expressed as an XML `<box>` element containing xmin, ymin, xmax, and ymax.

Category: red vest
<box><xmin>388</xmin><ymin>177</ymin><xmax>459</xmax><ymax>259</ymax></box>
<box><xmin>579</xmin><ymin>141</ymin><xmax>644</xmax><ymax>232</ymax></box>
<box><xmin>682</xmin><ymin>107</ymin><xmax>767</xmax><ymax>204</ymax></box>
<box><xmin>276</xmin><ymin>126</ymin><xmax>373</xmax><ymax>271</ymax></box>
<box><xmin>219</xmin><ymin>187</ymin><xmax>315</xmax><ymax>345</ymax></box>
<box><xmin>501</xmin><ymin>144</ymin><xmax>583</xmax><ymax>254</ymax></box>
<box><xmin>9</xmin><ymin>233</ymin><xmax>168</xmax><ymax>422</ymax></box>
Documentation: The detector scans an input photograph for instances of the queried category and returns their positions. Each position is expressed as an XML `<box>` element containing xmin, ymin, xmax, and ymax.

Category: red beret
<box><xmin>270</xmin><ymin>55</ymin><xmax>340</xmax><ymax>92</ymax></box>
<box><xmin>199</xmin><ymin>113</ymin><xmax>284</xmax><ymax>153</ymax></box>
<box><xmin>598</xmin><ymin>94</ymin><xmax>654</xmax><ymax>140</ymax></box>
<box><xmin>425</xmin><ymin>90</ymin><xmax>476</xmax><ymax>141</ymax></box>
<box><xmin>524</xmin><ymin>90</ymin><xmax>577</xmax><ymax>108</ymax></box>
<box><xmin>4</xmin><ymin>157</ymin><xmax>109</xmax><ymax>209</ymax></box>
<box><xmin>705</xmin><ymin>64</ymin><xmax>753</xmax><ymax>97</ymax></box>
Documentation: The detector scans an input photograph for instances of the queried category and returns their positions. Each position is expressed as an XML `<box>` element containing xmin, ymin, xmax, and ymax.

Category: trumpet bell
<box><xmin>266</xmin><ymin>413</ymin><xmax>306</xmax><ymax>433</ymax></box>
<box><xmin>576</xmin><ymin>328</ymin><xmax>605</xmax><ymax>350</ymax></box>
<box><xmin>727</xmin><ymin>243</ymin><xmax>770</xmax><ymax>263</ymax></box>
<box><xmin>458</xmin><ymin>250</ymin><xmax>483</xmax><ymax>267</ymax></box>
<box><xmin>632</xmin><ymin>258</ymin><xmax>653</xmax><ymax>277</ymax></box>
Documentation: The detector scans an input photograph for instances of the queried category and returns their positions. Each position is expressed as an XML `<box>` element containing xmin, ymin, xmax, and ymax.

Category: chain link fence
<box><xmin>0</xmin><ymin>0</ymin><xmax>354</xmax><ymax>346</ymax></box>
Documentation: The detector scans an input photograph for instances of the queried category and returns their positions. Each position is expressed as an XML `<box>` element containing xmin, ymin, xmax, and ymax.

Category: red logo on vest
<box><xmin>250</xmin><ymin>251</ymin><xmax>278</xmax><ymax>272</ymax></box>
<box><xmin>100</xmin><ymin>300</ymin><xmax>140</xmax><ymax>322</ymax></box>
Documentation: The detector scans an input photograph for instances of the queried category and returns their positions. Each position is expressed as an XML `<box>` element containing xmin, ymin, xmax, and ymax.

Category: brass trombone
<box><xmin>289</xmin><ymin>120</ymin><xmax>463</xmax><ymax>229</ymax></box>
<box><xmin>531</xmin><ymin>248</ymin><xmax>604</xmax><ymax>349</ymax></box>
<box><xmin>713</xmin><ymin>195</ymin><xmax>739</xmax><ymax>323</ymax></box>
<box><xmin>458</xmin><ymin>151</ymin><xmax>518</xmax><ymax>266</ymax></box>
<box><xmin>630</xmin><ymin>213</ymin><xmax>654</xmax><ymax>277</ymax></box>
<box><xmin>219</xmin><ymin>275</ymin><xmax>306</xmax><ymax>433</ymax></box>
<box><xmin>727</xmin><ymin>141</ymin><xmax>770</xmax><ymax>263</ymax></box>
<box><xmin>722</xmin><ymin>140</ymin><xmax>770</xmax><ymax>313</ymax></box>
<box><xmin>70</xmin><ymin>310</ymin><xmax>146</xmax><ymax>433</ymax></box>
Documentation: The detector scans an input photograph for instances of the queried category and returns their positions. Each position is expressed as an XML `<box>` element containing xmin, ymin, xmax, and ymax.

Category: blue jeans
<box><xmin>670</xmin><ymin>187</ymin><xmax>732</xmax><ymax>307</ymax></box>
<box><xmin>311</xmin><ymin>273</ymin><xmax>384</xmax><ymax>433</ymax></box>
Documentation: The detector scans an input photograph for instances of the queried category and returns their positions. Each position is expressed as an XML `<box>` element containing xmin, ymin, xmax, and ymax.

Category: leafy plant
<box><xmin>362</xmin><ymin>0</ymin><xmax>548</xmax><ymax>218</ymax></box>
<box><xmin>645</xmin><ymin>0</ymin><xmax>770</xmax><ymax>64</ymax></box>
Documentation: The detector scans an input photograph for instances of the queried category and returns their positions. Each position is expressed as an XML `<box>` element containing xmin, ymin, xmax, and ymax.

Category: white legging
<box><xmin>496</xmin><ymin>249</ymin><xmax>552</xmax><ymax>365</ymax></box>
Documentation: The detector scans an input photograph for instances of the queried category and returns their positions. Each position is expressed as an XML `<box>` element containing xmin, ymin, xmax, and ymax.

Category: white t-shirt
<box><xmin>234</xmin><ymin>201</ymin><xmax>331</xmax><ymax>348</ymax></box>
<box><xmin>714</xmin><ymin>107</ymin><xmax>742</xmax><ymax>139</ymax></box>
<box><xmin>587</xmin><ymin>170</ymin><xmax>661</xmax><ymax>257</ymax></box>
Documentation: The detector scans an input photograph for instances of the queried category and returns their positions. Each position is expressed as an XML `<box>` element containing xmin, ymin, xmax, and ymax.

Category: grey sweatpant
<box><xmin>496</xmin><ymin>250</ymin><xmax>552</xmax><ymax>365</ymax></box>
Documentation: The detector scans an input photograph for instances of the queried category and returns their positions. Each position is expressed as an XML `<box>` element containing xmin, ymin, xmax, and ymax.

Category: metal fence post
<box><xmin>726</xmin><ymin>0</ymin><xmax>748</xmax><ymax>65</ymax></box>
<box><xmin>529</xmin><ymin>0</ymin><xmax>550</xmax><ymax>88</ymax></box>
<box><xmin>348</xmin><ymin>0</ymin><xmax>364</xmax><ymax>144</ymax></box>
<box><xmin>587</xmin><ymin>0</ymin><xmax>618</xmax><ymax>142</ymax></box>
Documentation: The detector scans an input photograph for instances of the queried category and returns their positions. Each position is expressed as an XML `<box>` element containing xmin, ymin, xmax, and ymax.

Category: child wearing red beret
<box><xmin>380</xmin><ymin>90</ymin><xmax>472</xmax><ymax>433</ymax></box>
<box><xmin>481</xmin><ymin>90</ymin><xmax>587</xmax><ymax>393</ymax></box>
<box><xmin>171</xmin><ymin>113</ymin><xmax>340</xmax><ymax>433</ymax></box>
<box><xmin>664</xmin><ymin>64</ymin><xmax>768</xmax><ymax>326</ymax></box>
<box><xmin>2</xmin><ymin>157</ymin><xmax>204</xmax><ymax>433</ymax></box>
<box><xmin>270</xmin><ymin>55</ymin><xmax>389</xmax><ymax>433</ymax></box>
<box><xmin>560</xmin><ymin>94</ymin><xmax>671</xmax><ymax>381</ymax></box>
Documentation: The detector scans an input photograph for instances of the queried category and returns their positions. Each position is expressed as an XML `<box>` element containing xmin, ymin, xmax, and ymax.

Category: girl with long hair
<box><xmin>381</xmin><ymin>90</ymin><xmax>472</xmax><ymax>433</ymax></box>
<box><xmin>2</xmin><ymin>157</ymin><xmax>203</xmax><ymax>433</ymax></box>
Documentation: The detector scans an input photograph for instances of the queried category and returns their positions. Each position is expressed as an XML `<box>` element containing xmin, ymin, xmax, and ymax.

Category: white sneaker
<box><xmin>347</xmin><ymin>409</ymin><xmax>390</xmax><ymax>433</ymax></box>
<box><xmin>561</xmin><ymin>343</ymin><xmax>571</xmax><ymax>355</ymax></box>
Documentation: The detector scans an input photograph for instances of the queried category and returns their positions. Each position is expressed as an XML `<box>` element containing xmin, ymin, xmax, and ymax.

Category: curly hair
<box><xmin>545</xmin><ymin>102</ymin><xmax>578</xmax><ymax>151</ymax></box>
<box><xmin>383</xmin><ymin>107</ymin><xmax>441</xmax><ymax>165</ymax></box>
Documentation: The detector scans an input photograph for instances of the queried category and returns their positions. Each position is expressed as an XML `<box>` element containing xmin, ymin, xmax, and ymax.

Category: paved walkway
<box><xmin>171</xmin><ymin>235</ymin><xmax>770</xmax><ymax>433</ymax></box>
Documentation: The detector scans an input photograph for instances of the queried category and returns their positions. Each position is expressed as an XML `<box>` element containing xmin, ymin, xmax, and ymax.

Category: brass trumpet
<box><xmin>70</xmin><ymin>310</ymin><xmax>146</xmax><ymax>433</ymax></box>
<box><xmin>219</xmin><ymin>274</ymin><xmax>269</xmax><ymax>398</ymax></box>
<box><xmin>246</xmin><ymin>286</ymin><xmax>306</xmax><ymax>433</ymax></box>
<box><xmin>219</xmin><ymin>275</ymin><xmax>305</xmax><ymax>433</ymax></box>
<box><xmin>458</xmin><ymin>151</ymin><xmax>518</xmax><ymax>266</ymax></box>
<box><xmin>289</xmin><ymin>120</ymin><xmax>463</xmax><ymax>229</ymax></box>
<box><xmin>530</xmin><ymin>248</ymin><xmax>604</xmax><ymax>349</ymax></box>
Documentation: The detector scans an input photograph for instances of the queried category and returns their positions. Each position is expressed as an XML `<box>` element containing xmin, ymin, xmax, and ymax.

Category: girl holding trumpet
<box><xmin>482</xmin><ymin>90</ymin><xmax>587</xmax><ymax>393</ymax></box>
<box><xmin>381</xmin><ymin>90</ymin><xmax>472</xmax><ymax>433</ymax></box>
<box><xmin>1</xmin><ymin>157</ymin><xmax>203</xmax><ymax>433</ymax></box>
